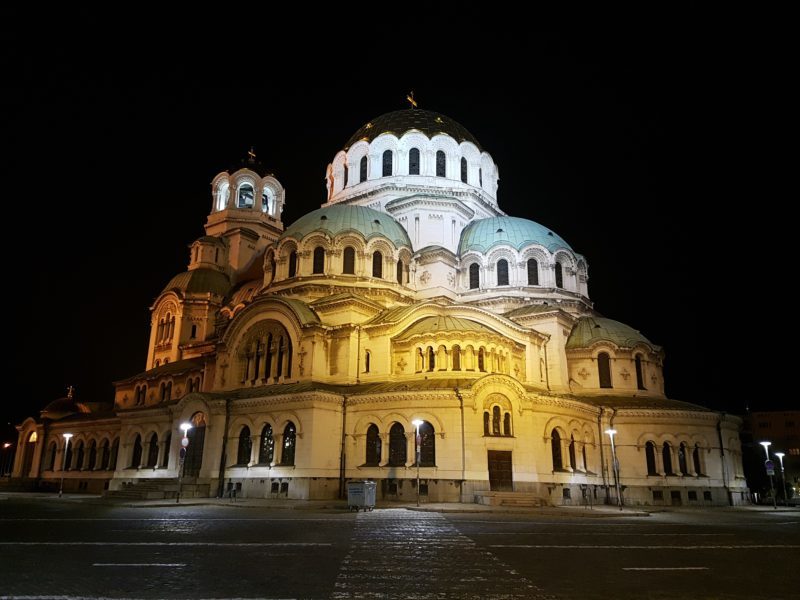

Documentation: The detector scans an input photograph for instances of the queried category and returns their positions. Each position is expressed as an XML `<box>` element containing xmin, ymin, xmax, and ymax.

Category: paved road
<box><xmin>0</xmin><ymin>497</ymin><xmax>797</xmax><ymax>599</ymax></box>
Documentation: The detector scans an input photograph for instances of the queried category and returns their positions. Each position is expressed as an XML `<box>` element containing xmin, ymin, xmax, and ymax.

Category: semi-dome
<box><xmin>566</xmin><ymin>316</ymin><xmax>657</xmax><ymax>350</ymax></box>
<box><xmin>162</xmin><ymin>268</ymin><xmax>231</xmax><ymax>296</ymax></box>
<box><xmin>41</xmin><ymin>396</ymin><xmax>91</xmax><ymax>420</ymax></box>
<box><xmin>459</xmin><ymin>216</ymin><xmax>573</xmax><ymax>255</ymax></box>
<box><xmin>280</xmin><ymin>205</ymin><xmax>412</xmax><ymax>248</ymax></box>
<box><xmin>345</xmin><ymin>109</ymin><xmax>482</xmax><ymax>150</ymax></box>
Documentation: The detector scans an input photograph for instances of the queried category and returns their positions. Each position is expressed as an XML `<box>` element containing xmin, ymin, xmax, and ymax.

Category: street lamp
<box><xmin>412</xmin><ymin>419</ymin><xmax>423</xmax><ymax>507</ymax></box>
<box><xmin>1</xmin><ymin>443</ymin><xmax>11</xmax><ymax>477</ymax></box>
<box><xmin>59</xmin><ymin>433</ymin><xmax>73</xmax><ymax>498</ymax></box>
<box><xmin>177</xmin><ymin>422</ymin><xmax>192</xmax><ymax>504</ymax></box>
<box><xmin>760</xmin><ymin>441</ymin><xmax>776</xmax><ymax>509</ymax></box>
<box><xmin>605</xmin><ymin>429</ymin><xmax>622</xmax><ymax>510</ymax></box>
<box><xmin>775</xmin><ymin>452</ymin><xmax>786</xmax><ymax>505</ymax></box>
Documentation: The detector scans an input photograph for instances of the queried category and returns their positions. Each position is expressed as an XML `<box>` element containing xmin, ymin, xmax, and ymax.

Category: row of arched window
<box><xmin>283</xmin><ymin>246</ymin><xmax>408</xmax><ymax>284</ymax></box>
<box><xmin>363</xmin><ymin>422</ymin><xmax>435</xmax><ymax>467</ymax></box>
<box><xmin>550</xmin><ymin>430</ymin><xmax>593</xmax><ymax>473</ymax></box>
<box><xmin>133</xmin><ymin>376</ymin><xmax>201</xmax><ymax>407</ymax></box>
<box><xmin>46</xmin><ymin>438</ymin><xmax>120</xmax><ymax>472</ymax></box>
<box><xmin>156</xmin><ymin>314</ymin><xmax>175</xmax><ymax>345</ymax></box>
<box><xmin>342</xmin><ymin>150</ymin><xmax>480</xmax><ymax>188</ymax></box>
<box><xmin>214</xmin><ymin>181</ymin><xmax>277</xmax><ymax>215</ymax></box>
<box><xmin>596</xmin><ymin>352</ymin><xmax>647</xmax><ymax>390</ymax></box>
<box><xmin>234</xmin><ymin>423</ymin><xmax>296</xmax><ymax>467</ymax></box>
<box><xmin>645</xmin><ymin>441</ymin><xmax>704</xmax><ymax>477</ymax></box>
<box><xmin>483</xmin><ymin>406</ymin><xmax>513</xmax><ymax>437</ymax></box>
<box><xmin>240</xmin><ymin>332</ymin><xmax>292</xmax><ymax>384</ymax></box>
<box><xmin>130</xmin><ymin>432</ymin><xmax>173</xmax><ymax>469</ymax></box>
<box><xmin>415</xmin><ymin>345</ymin><xmax>511</xmax><ymax>374</ymax></box>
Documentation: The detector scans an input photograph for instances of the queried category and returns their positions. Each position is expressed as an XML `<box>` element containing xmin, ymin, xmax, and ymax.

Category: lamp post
<box><xmin>177</xmin><ymin>422</ymin><xmax>192</xmax><ymax>504</ymax></box>
<box><xmin>412</xmin><ymin>419</ymin><xmax>423</xmax><ymax>507</ymax></box>
<box><xmin>775</xmin><ymin>452</ymin><xmax>786</xmax><ymax>505</ymax></box>
<box><xmin>2</xmin><ymin>443</ymin><xmax>12</xmax><ymax>477</ymax></box>
<box><xmin>605</xmin><ymin>429</ymin><xmax>622</xmax><ymax>510</ymax></box>
<box><xmin>59</xmin><ymin>433</ymin><xmax>73</xmax><ymax>498</ymax></box>
<box><xmin>760</xmin><ymin>441</ymin><xmax>776</xmax><ymax>509</ymax></box>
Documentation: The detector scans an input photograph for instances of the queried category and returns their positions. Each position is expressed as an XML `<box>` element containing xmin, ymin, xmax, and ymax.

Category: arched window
<box><xmin>342</xmin><ymin>163</ymin><xmax>348</xmax><ymax>188</ymax></box>
<box><xmin>365</xmin><ymin>424</ymin><xmax>381</xmax><ymax>466</ymax></box>
<box><xmin>598</xmin><ymin>352</ymin><xmax>612</xmax><ymax>388</ymax></box>
<box><xmin>364</xmin><ymin>350</ymin><xmax>370</xmax><ymax>373</ymax></box>
<box><xmin>131</xmin><ymin>435</ymin><xmax>142</xmax><ymax>468</ymax></box>
<box><xmin>262</xmin><ymin>188</ymin><xmax>274</xmax><ymax>214</ymax></box>
<box><xmin>343</xmin><ymin>246</ymin><xmax>355</xmax><ymax>274</ymax></box>
<box><xmin>569</xmin><ymin>435</ymin><xmax>577</xmax><ymax>470</ymax></box>
<box><xmin>492</xmin><ymin>406</ymin><xmax>501</xmax><ymax>435</ymax></box>
<box><xmin>551</xmin><ymin>429</ymin><xmax>563</xmax><ymax>471</ymax></box>
<box><xmin>497</xmin><ymin>259</ymin><xmax>509</xmax><ymax>285</ymax></box>
<box><xmin>452</xmin><ymin>345</ymin><xmax>461</xmax><ymax>371</ymax></box>
<box><xmin>359</xmin><ymin>156</ymin><xmax>368</xmax><ymax>183</ymax></box>
<box><xmin>237</xmin><ymin>183</ymin><xmax>254</xmax><ymax>208</ymax></box>
<box><xmin>146</xmin><ymin>434</ymin><xmax>158</xmax><ymax>468</ymax></box>
<box><xmin>693</xmin><ymin>444</ymin><xmax>703</xmax><ymax>476</ymax></box>
<box><xmin>259</xmin><ymin>425</ymin><xmax>274</xmax><ymax>464</ymax></box>
<box><xmin>409</xmin><ymin>147</ymin><xmax>420</xmax><ymax>175</ymax></box>
<box><xmin>237</xmin><ymin>426</ymin><xmax>251</xmax><ymax>466</ymax></box>
<box><xmin>281</xmin><ymin>422</ymin><xmax>296</xmax><ymax>465</ymax></box>
<box><xmin>678</xmin><ymin>442</ymin><xmax>689</xmax><ymax>475</ymax></box>
<box><xmin>479</xmin><ymin>167</ymin><xmax>483</xmax><ymax>187</ymax></box>
<box><xmin>555</xmin><ymin>262</ymin><xmax>564</xmax><ymax>288</ymax></box>
<box><xmin>388</xmin><ymin>423</ymin><xmax>406</xmax><ymax>466</ymax></box>
<box><xmin>662</xmin><ymin>442</ymin><xmax>674</xmax><ymax>475</ymax></box>
<box><xmin>635</xmin><ymin>355</ymin><xmax>646</xmax><ymax>390</ymax></box>
<box><xmin>645</xmin><ymin>441</ymin><xmax>658</xmax><ymax>475</ymax></box>
<box><xmin>288</xmin><ymin>250</ymin><xmax>297</xmax><ymax>277</ymax></box>
<box><xmin>75</xmin><ymin>441</ymin><xmax>85</xmax><ymax>470</ymax></box>
<box><xmin>100</xmin><ymin>439</ymin><xmax>110</xmax><ymax>470</ymax></box>
<box><xmin>503</xmin><ymin>413</ymin><xmax>512</xmax><ymax>436</ymax></box>
<box><xmin>427</xmin><ymin>347</ymin><xmax>435</xmax><ymax>372</ymax></box>
<box><xmin>582</xmin><ymin>444</ymin><xmax>588</xmax><ymax>472</ymax></box>
<box><xmin>396</xmin><ymin>260</ymin><xmax>404</xmax><ymax>284</ymax></box>
<box><xmin>190</xmin><ymin>324</ymin><xmax>197</xmax><ymax>339</ymax></box>
<box><xmin>109</xmin><ymin>438</ymin><xmax>119</xmax><ymax>470</ymax></box>
<box><xmin>372</xmin><ymin>251</ymin><xmax>382</xmax><ymax>278</ymax></box>
<box><xmin>85</xmin><ymin>439</ymin><xmax>96</xmax><ymax>470</ymax></box>
<box><xmin>478</xmin><ymin>348</ymin><xmax>486</xmax><ymax>372</ymax></box>
<box><xmin>527</xmin><ymin>258</ymin><xmax>539</xmax><ymax>285</ymax></box>
<box><xmin>215</xmin><ymin>248</ymin><xmax>219</xmax><ymax>263</ymax></box>
<box><xmin>47</xmin><ymin>442</ymin><xmax>57</xmax><ymax>470</ymax></box>
<box><xmin>313</xmin><ymin>246</ymin><xmax>325</xmax><ymax>274</ymax></box>
<box><xmin>436</xmin><ymin>150</ymin><xmax>446</xmax><ymax>177</ymax></box>
<box><xmin>382</xmin><ymin>150</ymin><xmax>392</xmax><ymax>176</ymax></box>
<box><xmin>469</xmin><ymin>263</ymin><xmax>480</xmax><ymax>289</ymax></box>
<box><xmin>483</xmin><ymin>412</ymin><xmax>490</xmax><ymax>436</ymax></box>
<box><xmin>419</xmin><ymin>421</ymin><xmax>435</xmax><ymax>466</ymax></box>
<box><xmin>64</xmin><ymin>439</ymin><xmax>73</xmax><ymax>471</ymax></box>
<box><xmin>161</xmin><ymin>433</ymin><xmax>171</xmax><ymax>468</ymax></box>
<box><xmin>216</xmin><ymin>182</ymin><xmax>229</xmax><ymax>211</ymax></box>
<box><xmin>460</xmin><ymin>157</ymin><xmax>468</xmax><ymax>183</ymax></box>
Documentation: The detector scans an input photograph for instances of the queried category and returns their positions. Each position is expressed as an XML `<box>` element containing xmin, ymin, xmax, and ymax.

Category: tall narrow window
<box><xmin>161</xmin><ymin>433</ymin><xmax>171</xmax><ymax>468</ymax></box>
<box><xmin>452</xmin><ymin>345</ymin><xmax>461</xmax><ymax>371</ymax></box>
<box><xmin>693</xmin><ymin>444</ymin><xmax>703</xmax><ymax>476</ymax></box>
<box><xmin>409</xmin><ymin>147</ymin><xmax>420</xmax><ymax>175</ymax></box>
<box><xmin>635</xmin><ymin>355</ymin><xmax>646</xmax><ymax>390</ymax></box>
<box><xmin>679</xmin><ymin>442</ymin><xmax>689</xmax><ymax>475</ymax></box>
<box><xmin>483</xmin><ymin>412</ymin><xmax>490</xmax><ymax>436</ymax></box>
<box><xmin>64</xmin><ymin>440</ymin><xmax>73</xmax><ymax>471</ymax></box>
<box><xmin>478</xmin><ymin>347</ymin><xmax>485</xmax><ymax>372</ymax></box>
<box><xmin>598</xmin><ymin>352</ymin><xmax>612</xmax><ymax>388</ymax></box>
<box><xmin>343</xmin><ymin>246</ymin><xmax>355</xmax><ymax>274</ymax></box>
<box><xmin>396</xmin><ymin>260</ymin><xmax>403</xmax><ymax>284</ymax></box>
<box><xmin>364</xmin><ymin>350</ymin><xmax>370</xmax><ymax>373</ymax></box>
<box><xmin>131</xmin><ymin>435</ymin><xmax>142</xmax><ymax>468</ymax></box>
<box><xmin>288</xmin><ymin>251</ymin><xmax>297</xmax><ymax>277</ymax></box>
<box><xmin>460</xmin><ymin>157</ymin><xmax>468</xmax><ymax>183</ymax></box>
<box><xmin>146</xmin><ymin>434</ymin><xmax>158</xmax><ymax>468</ymax></box>
<box><xmin>503</xmin><ymin>413</ymin><xmax>512</xmax><ymax>436</ymax></box>
<box><xmin>551</xmin><ymin>429</ymin><xmax>563</xmax><ymax>471</ymax></box>
<box><xmin>313</xmin><ymin>246</ymin><xmax>325</xmax><ymax>274</ymax></box>
<box><xmin>100</xmin><ymin>439</ymin><xmax>110</xmax><ymax>470</ymax></box>
<box><xmin>372</xmin><ymin>251</ymin><xmax>383</xmax><ymax>278</ymax></box>
<box><xmin>427</xmin><ymin>347</ymin><xmax>435</xmax><ymax>372</ymax></box>
<box><xmin>262</xmin><ymin>188</ymin><xmax>274</xmax><ymax>214</ymax></box>
<box><xmin>109</xmin><ymin>438</ymin><xmax>119</xmax><ymax>470</ymax></box>
<box><xmin>359</xmin><ymin>156</ymin><xmax>367</xmax><ymax>182</ymax></box>
<box><xmin>237</xmin><ymin>183</ymin><xmax>254</xmax><ymax>208</ymax></box>
<box><xmin>342</xmin><ymin>163</ymin><xmax>348</xmax><ymax>188</ymax></box>
<box><xmin>527</xmin><ymin>258</ymin><xmax>539</xmax><ymax>285</ymax></box>
<box><xmin>75</xmin><ymin>442</ymin><xmax>84</xmax><ymax>470</ymax></box>
<box><xmin>662</xmin><ymin>442</ymin><xmax>674</xmax><ymax>475</ymax></box>
<box><xmin>382</xmin><ymin>150</ymin><xmax>392</xmax><ymax>176</ymax></box>
<box><xmin>237</xmin><ymin>426</ymin><xmax>251</xmax><ymax>466</ymax></box>
<box><xmin>365</xmin><ymin>424</ymin><xmax>381</xmax><ymax>466</ymax></box>
<box><xmin>555</xmin><ymin>262</ymin><xmax>564</xmax><ymax>288</ymax></box>
<box><xmin>497</xmin><ymin>259</ymin><xmax>509</xmax><ymax>285</ymax></box>
<box><xmin>569</xmin><ymin>435</ymin><xmax>577</xmax><ymax>470</ymax></box>
<box><xmin>436</xmin><ymin>150</ymin><xmax>446</xmax><ymax>177</ymax></box>
<box><xmin>645</xmin><ymin>441</ymin><xmax>657</xmax><ymax>475</ymax></box>
<box><xmin>492</xmin><ymin>406</ymin><xmax>501</xmax><ymax>435</ymax></box>
<box><xmin>388</xmin><ymin>423</ymin><xmax>406</xmax><ymax>466</ymax></box>
<box><xmin>47</xmin><ymin>442</ymin><xmax>57</xmax><ymax>470</ymax></box>
<box><xmin>479</xmin><ymin>167</ymin><xmax>483</xmax><ymax>187</ymax></box>
<box><xmin>469</xmin><ymin>263</ymin><xmax>480</xmax><ymax>289</ymax></box>
<box><xmin>419</xmin><ymin>422</ymin><xmax>435</xmax><ymax>466</ymax></box>
<box><xmin>190</xmin><ymin>324</ymin><xmax>197</xmax><ymax>339</ymax></box>
<box><xmin>281</xmin><ymin>422</ymin><xmax>296</xmax><ymax>466</ymax></box>
<box><xmin>259</xmin><ymin>425</ymin><xmax>274</xmax><ymax>464</ymax></box>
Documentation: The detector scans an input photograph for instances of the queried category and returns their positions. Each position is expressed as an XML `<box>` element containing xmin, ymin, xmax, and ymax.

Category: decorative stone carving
<box><xmin>578</xmin><ymin>367</ymin><xmax>590</xmax><ymax>380</ymax></box>
<box><xmin>419</xmin><ymin>271</ymin><xmax>431</xmax><ymax>284</ymax></box>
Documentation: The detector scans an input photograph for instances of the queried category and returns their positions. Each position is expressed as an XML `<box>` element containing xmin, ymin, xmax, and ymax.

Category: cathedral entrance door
<box><xmin>488</xmin><ymin>450</ymin><xmax>513</xmax><ymax>491</ymax></box>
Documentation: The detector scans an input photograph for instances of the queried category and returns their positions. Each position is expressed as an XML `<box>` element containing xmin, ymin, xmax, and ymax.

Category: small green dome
<box><xmin>459</xmin><ymin>216</ymin><xmax>573</xmax><ymax>255</ymax></box>
<box><xmin>566</xmin><ymin>316</ymin><xmax>656</xmax><ymax>350</ymax></box>
<box><xmin>279</xmin><ymin>205</ymin><xmax>412</xmax><ymax>248</ymax></box>
<box><xmin>162</xmin><ymin>268</ymin><xmax>231</xmax><ymax>297</ymax></box>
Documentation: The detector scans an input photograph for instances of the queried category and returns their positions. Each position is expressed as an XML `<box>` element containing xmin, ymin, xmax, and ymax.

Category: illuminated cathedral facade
<box><xmin>13</xmin><ymin>108</ymin><xmax>749</xmax><ymax>506</ymax></box>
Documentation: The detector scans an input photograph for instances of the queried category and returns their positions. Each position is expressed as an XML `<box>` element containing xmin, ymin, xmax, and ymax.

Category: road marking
<box><xmin>92</xmin><ymin>563</ymin><xmax>187</xmax><ymax>567</ymax></box>
<box><xmin>473</xmin><ymin>532</ymin><xmax>733</xmax><ymax>536</ymax></box>
<box><xmin>0</xmin><ymin>517</ymin><xmax>349</xmax><ymax>522</ymax></box>
<box><xmin>0</xmin><ymin>597</ymin><xmax>298</xmax><ymax>600</ymax></box>
<box><xmin>622</xmin><ymin>567</ymin><xmax>709</xmax><ymax>571</ymax></box>
<box><xmin>491</xmin><ymin>544</ymin><xmax>800</xmax><ymax>549</ymax></box>
<box><xmin>0</xmin><ymin>542</ymin><xmax>332</xmax><ymax>547</ymax></box>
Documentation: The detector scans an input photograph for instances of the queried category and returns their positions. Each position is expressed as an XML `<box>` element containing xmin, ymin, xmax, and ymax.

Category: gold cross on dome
<box><xmin>247</xmin><ymin>147</ymin><xmax>256</xmax><ymax>160</ymax></box>
<box><xmin>406</xmin><ymin>91</ymin><xmax>417</xmax><ymax>109</ymax></box>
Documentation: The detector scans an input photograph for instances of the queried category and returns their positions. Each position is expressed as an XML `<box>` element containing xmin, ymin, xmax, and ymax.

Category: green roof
<box><xmin>459</xmin><ymin>216</ymin><xmax>572</xmax><ymax>254</ymax></box>
<box><xmin>566</xmin><ymin>316</ymin><xmax>657</xmax><ymax>350</ymax></box>
<box><xmin>345</xmin><ymin>109</ymin><xmax>481</xmax><ymax>150</ymax></box>
<box><xmin>394</xmin><ymin>315</ymin><xmax>499</xmax><ymax>341</ymax></box>
<box><xmin>162</xmin><ymin>268</ymin><xmax>231</xmax><ymax>297</ymax></box>
<box><xmin>279</xmin><ymin>205</ymin><xmax>411</xmax><ymax>248</ymax></box>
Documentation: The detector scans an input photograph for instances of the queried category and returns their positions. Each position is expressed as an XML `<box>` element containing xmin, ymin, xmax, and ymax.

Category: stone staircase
<box><xmin>104</xmin><ymin>478</ymin><xmax>210</xmax><ymax>500</ymax></box>
<box><xmin>474</xmin><ymin>491</ymin><xmax>548</xmax><ymax>508</ymax></box>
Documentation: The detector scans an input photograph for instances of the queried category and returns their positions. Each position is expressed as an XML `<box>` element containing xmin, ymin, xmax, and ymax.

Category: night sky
<box><xmin>4</xmin><ymin>27</ymin><xmax>786</xmax><ymax>443</ymax></box>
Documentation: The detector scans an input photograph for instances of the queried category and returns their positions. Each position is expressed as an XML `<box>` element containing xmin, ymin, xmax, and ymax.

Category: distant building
<box><xmin>12</xmin><ymin>107</ymin><xmax>748</xmax><ymax>506</ymax></box>
<box><xmin>741</xmin><ymin>411</ymin><xmax>799</xmax><ymax>501</ymax></box>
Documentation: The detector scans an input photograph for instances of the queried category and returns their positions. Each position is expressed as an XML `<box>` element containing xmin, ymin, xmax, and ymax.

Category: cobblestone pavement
<box><xmin>332</xmin><ymin>509</ymin><xmax>553</xmax><ymax>599</ymax></box>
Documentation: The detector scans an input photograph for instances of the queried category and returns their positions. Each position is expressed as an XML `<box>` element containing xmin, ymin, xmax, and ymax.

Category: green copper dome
<box><xmin>162</xmin><ymin>268</ymin><xmax>231</xmax><ymax>297</ymax></box>
<box><xmin>345</xmin><ymin>109</ymin><xmax>481</xmax><ymax>150</ymax></box>
<box><xmin>566</xmin><ymin>316</ymin><xmax>657</xmax><ymax>350</ymax></box>
<box><xmin>280</xmin><ymin>205</ymin><xmax>412</xmax><ymax>248</ymax></box>
<box><xmin>459</xmin><ymin>216</ymin><xmax>573</xmax><ymax>255</ymax></box>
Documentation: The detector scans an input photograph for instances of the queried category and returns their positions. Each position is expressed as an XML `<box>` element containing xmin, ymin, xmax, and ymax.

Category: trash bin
<box><xmin>347</xmin><ymin>480</ymin><xmax>376</xmax><ymax>512</ymax></box>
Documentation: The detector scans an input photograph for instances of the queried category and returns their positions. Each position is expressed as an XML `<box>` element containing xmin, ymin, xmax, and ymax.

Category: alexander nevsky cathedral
<box><xmin>13</xmin><ymin>106</ymin><xmax>749</xmax><ymax>506</ymax></box>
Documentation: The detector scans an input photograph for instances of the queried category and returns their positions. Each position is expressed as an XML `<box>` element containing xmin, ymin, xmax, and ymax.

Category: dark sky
<box><xmin>4</xmin><ymin>27</ymin><xmax>787</xmax><ymax>443</ymax></box>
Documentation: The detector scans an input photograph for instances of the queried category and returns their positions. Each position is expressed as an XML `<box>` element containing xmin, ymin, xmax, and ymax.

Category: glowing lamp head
<box><xmin>62</xmin><ymin>433</ymin><xmax>73</xmax><ymax>441</ymax></box>
<box><xmin>412</xmin><ymin>419</ymin><xmax>424</xmax><ymax>429</ymax></box>
<box><xmin>775</xmin><ymin>452</ymin><xmax>785</xmax><ymax>459</ymax></box>
<box><xmin>604</xmin><ymin>429</ymin><xmax>617</xmax><ymax>437</ymax></box>
<box><xmin>3</xmin><ymin>443</ymin><xmax>11</xmax><ymax>449</ymax></box>
<box><xmin>760</xmin><ymin>441</ymin><xmax>771</xmax><ymax>450</ymax></box>
<box><xmin>180</xmin><ymin>422</ymin><xmax>192</xmax><ymax>435</ymax></box>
